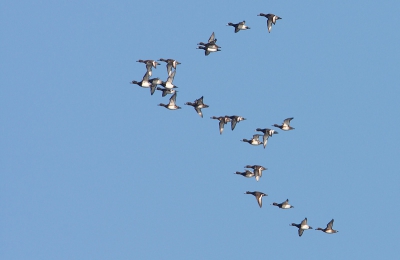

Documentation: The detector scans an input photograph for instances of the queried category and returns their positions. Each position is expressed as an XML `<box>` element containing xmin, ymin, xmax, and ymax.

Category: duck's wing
<box><xmin>142</xmin><ymin>71</ymin><xmax>150</xmax><ymax>81</ymax></box>
<box><xmin>262</xmin><ymin>134</ymin><xmax>269</xmax><ymax>148</ymax></box>
<box><xmin>298</xmin><ymin>228</ymin><xmax>304</xmax><ymax>237</ymax></box>
<box><xmin>231</xmin><ymin>117</ymin><xmax>238</xmax><ymax>130</ymax></box>
<box><xmin>256</xmin><ymin>194</ymin><xmax>263</xmax><ymax>208</ymax></box>
<box><xmin>219</xmin><ymin>120</ymin><xmax>225</xmax><ymax>134</ymax></box>
<box><xmin>169</xmin><ymin>92</ymin><xmax>177</xmax><ymax>105</ymax></box>
<box><xmin>208</xmin><ymin>32</ymin><xmax>215</xmax><ymax>43</ymax></box>
<box><xmin>145</xmin><ymin>63</ymin><xmax>153</xmax><ymax>75</ymax></box>
<box><xmin>283</xmin><ymin>117</ymin><xmax>294</xmax><ymax>125</ymax></box>
<box><xmin>167</xmin><ymin>70</ymin><xmax>176</xmax><ymax>83</ymax></box>
<box><xmin>327</xmin><ymin>219</ymin><xmax>334</xmax><ymax>229</ymax></box>
<box><xmin>253</xmin><ymin>134</ymin><xmax>261</xmax><ymax>141</ymax></box>
<box><xmin>195</xmin><ymin>107</ymin><xmax>203</xmax><ymax>118</ymax></box>
<box><xmin>166</xmin><ymin>63</ymin><xmax>173</xmax><ymax>76</ymax></box>
<box><xmin>267</xmin><ymin>19</ymin><xmax>272</xmax><ymax>33</ymax></box>
<box><xmin>196</xmin><ymin>96</ymin><xmax>204</xmax><ymax>105</ymax></box>
<box><xmin>150</xmin><ymin>84</ymin><xmax>156</xmax><ymax>95</ymax></box>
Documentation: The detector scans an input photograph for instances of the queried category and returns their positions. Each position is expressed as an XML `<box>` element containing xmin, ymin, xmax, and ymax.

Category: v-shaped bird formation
<box><xmin>131</xmin><ymin>11</ymin><xmax>338</xmax><ymax>238</ymax></box>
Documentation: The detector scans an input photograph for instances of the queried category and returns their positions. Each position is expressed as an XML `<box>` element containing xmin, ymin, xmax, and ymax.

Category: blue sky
<box><xmin>1</xmin><ymin>0</ymin><xmax>400</xmax><ymax>259</ymax></box>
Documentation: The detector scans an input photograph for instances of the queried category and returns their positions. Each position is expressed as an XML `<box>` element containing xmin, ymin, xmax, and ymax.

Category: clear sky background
<box><xmin>1</xmin><ymin>1</ymin><xmax>400</xmax><ymax>259</ymax></box>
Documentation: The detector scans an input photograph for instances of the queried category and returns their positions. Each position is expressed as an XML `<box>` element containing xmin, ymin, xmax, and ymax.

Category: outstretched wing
<box><xmin>256</xmin><ymin>194</ymin><xmax>263</xmax><ymax>208</ymax></box>
<box><xmin>208</xmin><ymin>32</ymin><xmax>215</xmax><ymax>43</ymax></box>
<box><xmin>195</xmin><ymin>107</ymin><xmax>203</xmax><ymax>118</ymax></box>
<box><xmin>196</xmin><ymin>96</ymin><xmax>204</xmax><ymax>105</ymax></box>
<box><xmin>169</xmin><ymin>92</ymin><xmax>177</xmax><ymax>105</ymax></box>
<box><xmin>284</xmin><ymin>117</ymin><xmax>294</xmax><ymax>125</ymax></box>
<box><xmin>267</xmin><ymin>19</ymin><xmax>272</xmax><ymax>33</ymax></box>
<box><xmin>263</xmin><ymin>134</ymin><xmax>269</xmax><ymax>148</ymax></box>
<box><xmin>231</xmin><ymin>118</ymin><xmax>238</xmax><ymax>130</ymax></box>
<box><xmin>219</xmin><ymin>120</ymin><xmax>225</xmax><ymax>134</ymax></box>
<box><xmin>327</xmin><ymin>219</ymin><xmax>334</xmax><ymax>229</ymax></box>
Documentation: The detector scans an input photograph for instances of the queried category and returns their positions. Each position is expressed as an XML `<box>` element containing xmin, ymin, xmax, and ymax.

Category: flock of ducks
<box><xmin>131</xmin><ymin>12</ymin><xmax>338</xmax><ymax>237</ymax></box>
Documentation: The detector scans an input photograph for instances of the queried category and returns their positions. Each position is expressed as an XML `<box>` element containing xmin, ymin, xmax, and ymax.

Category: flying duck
<box><xmin>291</xmin><ymin>218</ymin><xmax>313</xmax><ymax>237</ymax></box>
<box><xmin>210</xmin><ymin>116</ymin><xmax>231</xmax><ymax>134</ymax></box>
<box><xmin>197</xmin><ymin>32</ymin><xmax>221</xmax><ymax>56</ymax></box>
<box><xmin>316</xmin><ymin>219</ymin><xmax>339</xmax><ymax>234</ymax></box>
<box><xmin>158</xmin><ymin>92</ymin><xmax>181</xmax><ymax>110</ymax></box>
<box><xmin>245</xmin><ymin>191</ymin><xmax>267</xmax><ymax>208</ymax></box>
<box><xmin>273</xmin><ymin>117</ymin><xmax>295</xmax><ymax>131</ymax></box>
<box><xmin>227</xmin><ymin>20</ymin><xmax>251</xmax><ymax>33</ymax></box>
<box><xmin>255</xmin><ymin>128</ymin><xmax>278</xmax><ymax>148</ymax></box>
<box><xmin>241</xmin><ymin>134</ymin><xmax>263</xmax><ymax>146</ymax></box>
<box><xmin>228</xmin><ymin>115</ymin><xmax>246</xmax><ymax>130</ymax></box>
<box><xmin>184</xmin><ymin>96</ymin><xmax>209</xmax><ymax>118</ymax></box>
<box><xmin>245</xmin><ymin>165</ymin><xmax>266</xmax><ymax>181</ymax></box>
<box><xmin>136</xmin><ymin>59</ymin><xmax>160</xmax><ymax>77</ymax></box>
<box><xmin>257</xmin><ymin>13</ymin><xmax>282</xmax><ymax>33</ymax></box>
<box><xmin>130</xmin><ymin>72</ymin><xmax>151</xmax><ymax>88</ymax></box>
<box><xmin>158</xmin><ymin>58</ymin><xmax>181</xmax><ymax>76</ymax></box>
<box><xmin>272</xmin><ymin>199</ymin><xmax>294</xmax><ymax>209</ymax></box>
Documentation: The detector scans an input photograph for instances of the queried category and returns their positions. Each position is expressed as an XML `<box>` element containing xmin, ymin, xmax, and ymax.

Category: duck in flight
<box><xmin>158</xmin><ymin>92</ymin><xmax>181</xmax><ymax>110</ymax></box>
<box><xmin>158</xmin><ymin>58</ymin><xmax>181</xmax><ymax>76</ymax></box>
<box><xmin>185</xmin><ymin>96</ymin><xmax>209</xmax><ymax>118</ymax></box>
<box><xmin>272</xmin><ymin>199</ymin><xmax>294</xmax><ymax>209</ymax></box>
<box><xmin>257</xmin><ymin>13</ymin><xmax>282</xmax><ymax>33</ymax></box>
<box><xmin>255</xmin><ymin>128</ymin><xmax>278</xmax><ymax>148</ymax></box>
<box><xmin>227</xmin><ymin>20</ymin><xmax>251</xmax><ymax>33</ymax></box>
<box><xmin>210</xmin><ymin>116</ymin><xmax>231</xmax><ymax>134</ymax></box>
<box><xmin>273</xmin><ymin>117</ymin><xmax>295</xmax><ymax>131</ymax></box>
<box><xmin>315</xmin><ymin>219</ymin><xmax>339</xmax><ymax>234</ymax></box>
<box><xmin>291</xmin><ymin>218</ymin><xmax>313</xmax><ymax>237</ymax></box>
<box><xmin>245</xmin><ymin>191</ymin><xmax>267</xmax><ymax>208</ymax></box>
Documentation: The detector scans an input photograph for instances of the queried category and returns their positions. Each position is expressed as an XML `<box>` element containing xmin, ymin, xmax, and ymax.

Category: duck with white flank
<box><xmin>255</xmin><ymin>128</ymin><xmax>278</xmax><ymax>148</ymax></box>
<box><xmin>158</xmin><ymin>58</ymin><xmax>181</xmax><ymax>76</ymax></box>
<box><xmin>241</xmin><ymin>134</ymin><xmax>263</xmax><ymax>146</ymax></box>
<box><xmin>245</xmin><ymin>165</ymin><xmax>266</xmax><ymax>181</ymax></box>
<box><xmin>130</xmin><ymin>72</ymin><xmax>151</xmax><ymax>88</ymax></box>
<box><xmin>136</xmin><ymin>59</ymin><xmax>160</xmax><ymax>77</ymax></box>
<box><xmin>210</xmin><ymin>116</ymin><xmax>231</xmax><ymax>135</ymax></box>
<box><xmin>184</xmin><ymin>96</ymin><xmax>209</xmax><ymax>118</ymax></box>
<box><xmin>228</xmin><ymin>115</ymin><xmax>246</xmax><ymax>130</ymax></box>
<box><xmin>291</xmin><ymin>218</ymin><xmax>313</xmax><ymax>237</ymax></box>
<box><xmin>257</xmin><ymin>13</ymin><xmax>282</xmax><ymax>33</ymax></box>
<box><xmin>235</xmin><ymin>170</ymin><xmax>255</xmax><ymax>178</ymax></box>
<box><xmin>158</xmin><ymin>92</ymin><xmax>181</xmax><ymax>110</ymax></box>
<box><xmin>197</xmin><ymin>32</ymin><xmax>221</xmax><ymax>56</ymax></box>
<box><xmin>315</xmin><ymin>219</ymin><xmax>339</xmax><ymax>234</ymax></box>
<box><xmin>156</xmin><ymin>87</ymin><xmax>176</xmax><ymax>97</ymax></box>
<box><xmin>272</xmin><ymin>199</ymin><xmax>294</xmax><ymax>209</ymax></box>
<box><xmin>245</xmin><ymin>191</ymin><xmax>267</xmax><ymax>208</ymax></box>
<box><xmin>160</xmin><ymin>70</ymin><xmax>178</xmax><ymax>89</ymax></box>
<box><xmin>227</xmin><ymin>20</ymin><xmax>250</xmax><ymax>33</ymax></box>
<box><xmin>273</xmin><ymin>117</ymin><xmax>295</xmax><ymax>131</ymax></box>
